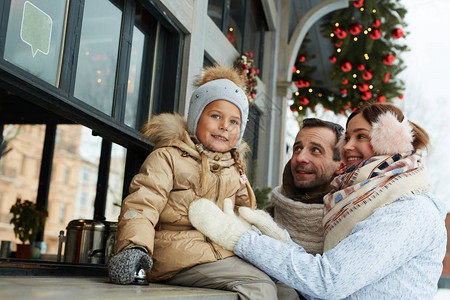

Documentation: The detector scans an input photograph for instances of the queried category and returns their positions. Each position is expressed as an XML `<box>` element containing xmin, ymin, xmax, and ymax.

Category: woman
<box><xmin>189</xmin><ymin>103</ymin><xmax>447</xmax><ymax>299</ymax></box>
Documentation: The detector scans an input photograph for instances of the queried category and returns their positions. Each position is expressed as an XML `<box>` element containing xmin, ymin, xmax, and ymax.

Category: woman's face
<box><xmin>342</xmin><ymin>113</ymin><xmax>375</xmax><ymax>167</ymax></box>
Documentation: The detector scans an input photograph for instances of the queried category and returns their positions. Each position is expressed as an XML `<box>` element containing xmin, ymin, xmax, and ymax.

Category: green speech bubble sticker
<box><xmin>20</xmin><ymin>1</ymin><xmax>53</xmax><ymax>58</ymax></box>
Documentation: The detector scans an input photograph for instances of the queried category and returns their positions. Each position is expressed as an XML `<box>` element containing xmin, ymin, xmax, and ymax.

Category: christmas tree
<box><xmin>290</xmin><ymin>0</ymin><xmax>408</xmax><ymax>117</ymax></box>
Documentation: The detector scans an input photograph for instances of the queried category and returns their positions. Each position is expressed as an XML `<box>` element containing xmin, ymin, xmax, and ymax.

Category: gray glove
<box><xmin>107</xmin><ymin>247</ymin><xmax>153</xmax><ymax>284</ymax></box>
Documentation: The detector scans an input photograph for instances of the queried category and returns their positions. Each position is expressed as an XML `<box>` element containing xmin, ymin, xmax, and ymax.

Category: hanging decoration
<box><xmin>290</xmin><ymin>0</ymin><xmax>409</xmax><ymax>117</ymax></box>
<box><xmin>233</xmin><ymin>52</ymin><xmax>259</xmax><ymax>105</ymax></box>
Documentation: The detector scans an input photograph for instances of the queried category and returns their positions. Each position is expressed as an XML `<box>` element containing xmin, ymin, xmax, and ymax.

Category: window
<box><xmin>4</xmin><ymin>0</ymin><xmax>68</xmax><ymax>86</ymax></box>
<box><xmin>207</xmin><ymin>0</ymin><xmax>266</xmax><ymax>73</ymax></box>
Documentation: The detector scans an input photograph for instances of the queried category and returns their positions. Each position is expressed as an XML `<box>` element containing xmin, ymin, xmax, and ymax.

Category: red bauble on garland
<box><xmin>353</xmin><ymin>0</ymin><xmax>364</xmax><ymax>8</ymax></box>
<box><xmin>372</xmin><ymin>19</ymin><xmax>381</xmax><ymax>28</ymax></box>
<box><xmin>336</xmin><ymin>29</ymin><xmax>348</xmax><ymax>39</ymax></box>
<box><xmin>341</xmin><ymin>61</ymin><xmax>352</xmax><ymax>72</ymax></box>
<box><xmin>340</xmin><ymin>88</ymin><xmax>348</xmax><ymax>94</ymax></box>
<box><xmin>383</xmin><ymin>53</ymin><xmax>395</xmax><ymax>65</ymax></box>
<box><xmin>383</xmin><ymin>73</ymin><xmax>390</xmax><ymax>83</ymax></box>
<box><xmin>377</xmin><ymin>95</ymin><xmax>387</xmax><ymax>103</ymax></box>
<box><xmin>295</xmin><ymin>79</ymin><xmax>310</xmax><ymax>88</ymax></box>
<box><xmin>329</xmin><ymin>56</ymin><xmax>337</xmax><ymax>63</ymax></box>
<box><xmin>342</xmin><ymin>79</ymin><xmax>349</xmax><ymax>85</ymax></box>
<box><xmin>298</xmin><ymin>55</ymin><xmax>306</xmax><ymax>62</ymax></box>
<box><xmin>361</xmin><ymin>91</ymin><xmax>373</xmax><ymax>100</ymax></box>
<box><xmin>358</xmin><ymin>83</ymin><xmax>369</xmax><ymax>92</ymax></box>
<box><xmin>399</xmin><ymin>94</ymin><xmax>404</xmax><ymax>99</ymax></box>
<box><xmin>370</xmin><ymin>29</ymin><xmax>382</xmax><ymax>40</ymax></box>
<box><xmin>392</xmin><ymin>28</ymin><xmax>404</xmax><ymax>39</ymax></box>
<box><xmin>292</xmin><ymin>66</ymin><xmax>297</xmax><ymax>73</ymax></box>
<box><xmin>299</xmin><ymin>97</ymin><xmax>310</xmax><ymax>105</ymax></box>
<box><xmin>362</xmin><ymin>70</ymin><xmax>373</xmax><ymax>80</ymax></box>
<box><xmin>334</xmin><ymin>41</ymin><xmax>343</xmax><ymax>47</ymax></box>
<box><xmin>357</xmin><ymin>64</ymin><xmax>365</xmax><ymax>71</ymax></box>
<box><xmin>349</xmin><ymin>23</ymin><xmax>363</xmax><ymax>35</ymax></box>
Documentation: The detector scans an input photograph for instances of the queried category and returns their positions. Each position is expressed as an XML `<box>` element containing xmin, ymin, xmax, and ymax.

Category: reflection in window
<box><xmin>229</xmin><ymin>0</ymin><xmax>245</xmax><ymax>51</ymax></box>
<box><xmin>4</xmin><ymin>0</ymin><xmax>67</xmax><ymax>86</ymax></box>
<box><xmin>105</xmin><ymin>143</ymin><xmax>126</xmax><ymax>222</ymax></box>
<box><xmin>124</xmin><ymin>27</ymin><xmax>145</xmax><ymax>128</ymax></box>
<box><xmin>207</xmin><ymin>0</ymin><xmax>225</xmax><ymax>29</ymax></box>
<box><xmin>0</xmin><ymin>125</ymin><xmax>44</xmax><ymax>244</ymax></box>
<box><xmin>73</xmin><ymin>0</ymin><xmax>122</xmax><ymax>115</ymax></box>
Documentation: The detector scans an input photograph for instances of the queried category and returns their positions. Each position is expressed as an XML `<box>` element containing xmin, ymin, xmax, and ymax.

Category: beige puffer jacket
<box><xmin>116</xmin><ymin>113</ymin><xmax>256</xmax><ymax>281</ymax></box>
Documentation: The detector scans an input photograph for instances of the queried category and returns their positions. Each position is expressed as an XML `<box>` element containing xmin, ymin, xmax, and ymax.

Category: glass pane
<box><xmin>0</xmin><ymin>125</ymin><xmax>45</xmax><ymax>252</ymax></box>
<box><xmin>246</xmin><ymin>0</ymin><xmax>265</xmax><ymax>71</ymax></box>
<box><xmin>105</xmin><ymin>143</ymin><xmax>126</xmax><ymax>222</ymax></box>
<box><xmin>124</xmin><ymin>27</ymin><xmax>145</xmax><ymax>128</ymax></box>
<box><xmin>228</xmin><ymin>0</ymin><xmax>245</xmax><ymax>51</ymax></box>
<box><xmin>4</xmin><ymin>0</ymin><xmax>68</xmax><ymax>86</ymax></box>
<box><xmin>208</xmin><ymin>0</ymin><xmax>224</xmax><ymax>30</ymax></box>
<box><xmin>43</xmin><ymin>125</ymin><xmax>101</xmax><ymax>255</ymax></box>
<box><xmin>73</xmin><ymin>0</ymin><xmax>122</xmax><ymax>115</ymax></box>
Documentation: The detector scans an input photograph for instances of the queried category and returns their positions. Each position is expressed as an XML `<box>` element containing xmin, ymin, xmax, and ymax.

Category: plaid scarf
<box><xmin>322</xmin><ymin>152</ymin><xmax>431</xmax><ymax>252</ymax></box>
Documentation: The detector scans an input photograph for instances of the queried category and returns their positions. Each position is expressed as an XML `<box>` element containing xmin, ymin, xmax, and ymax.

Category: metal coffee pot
<box><xmin>57</xmin><ymin>219</ymin><xmax>117</xmax><ymax>264</ymax></box>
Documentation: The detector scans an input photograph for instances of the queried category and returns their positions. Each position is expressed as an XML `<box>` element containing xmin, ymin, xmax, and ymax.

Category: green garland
<box><xmin>291</xmin><ymin>0</ymin><xmax>408</xmax><ymax>117</ymax></box>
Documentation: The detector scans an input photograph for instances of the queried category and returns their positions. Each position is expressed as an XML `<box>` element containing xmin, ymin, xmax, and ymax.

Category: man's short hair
<box><xmin>300</xmin><ymin>118</ymin><xmax>344</xmax><ymax>161</ymax></box>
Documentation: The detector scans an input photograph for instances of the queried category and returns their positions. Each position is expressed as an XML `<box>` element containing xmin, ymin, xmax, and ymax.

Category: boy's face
<box><xmin>196</xmin><ymin>100</ymin><xmax>241</xmax><ymax>152</ymax></box>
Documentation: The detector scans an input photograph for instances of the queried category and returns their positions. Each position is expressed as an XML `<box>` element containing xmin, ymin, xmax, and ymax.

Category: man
<box><xmin>268</xmin><ymin>118</ymin><xmax>344</xmax><ymax>254</ymax></box>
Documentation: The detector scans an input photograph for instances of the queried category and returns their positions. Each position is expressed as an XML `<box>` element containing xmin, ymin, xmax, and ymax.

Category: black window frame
<box><xmin>0</xmin><ymin>0</ymin><xmax>184</xmax><ymax>232</ymax></box>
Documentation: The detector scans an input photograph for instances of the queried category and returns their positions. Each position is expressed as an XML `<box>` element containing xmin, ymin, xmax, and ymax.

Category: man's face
<box><xmin>290</xmin><ymin>127</ymin><xmax>341</xmax><ymax>190</ymax></box>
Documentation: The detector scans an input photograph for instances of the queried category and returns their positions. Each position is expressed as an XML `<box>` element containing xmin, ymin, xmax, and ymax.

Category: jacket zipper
<box><xmin>206</xmin><ymin>173</ymin><xmax>223</xmax><ymax>260</ymax></box>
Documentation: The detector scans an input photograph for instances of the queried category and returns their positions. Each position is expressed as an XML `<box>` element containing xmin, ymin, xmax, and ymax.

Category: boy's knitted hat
<box><xmin>187</xmin><ymin>65</ymin><xmax>249</xmax><ymax>147</ymax></box>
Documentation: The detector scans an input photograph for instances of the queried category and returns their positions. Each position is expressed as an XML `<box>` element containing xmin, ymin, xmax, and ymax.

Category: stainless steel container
<box><xmin>58</xmin><ymin>219</ymin><xmax>108</xmax><ymax>264</ymax></box>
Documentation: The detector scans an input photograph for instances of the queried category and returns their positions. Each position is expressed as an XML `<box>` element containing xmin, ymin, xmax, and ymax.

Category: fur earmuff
<box><xmin>370</xmin><ymin>111</ymin><xmax>414</xmax><ymax>155</ymax></box>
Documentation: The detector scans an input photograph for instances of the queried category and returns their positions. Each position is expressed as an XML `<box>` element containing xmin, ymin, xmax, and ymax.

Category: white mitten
<box><xmin>189</xmin><ymin>198</ymin><xmax>251</xmax><ymax>251</ymax></box>
<box><xmin>238</xmin><ymin>207</ymin><xmax>286</xmax><ymax>242</ymax></box>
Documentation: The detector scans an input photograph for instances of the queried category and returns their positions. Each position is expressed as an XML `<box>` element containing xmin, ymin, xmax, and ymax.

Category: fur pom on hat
<box><xmin>370</xmin><ymin>111</ymin><xmax>414</xmax><ymax>155</ymax></box>
<box><xmin>187</xmin><ymin>65</ymin><xmax>249</xmax><ymax>148</ymax></box>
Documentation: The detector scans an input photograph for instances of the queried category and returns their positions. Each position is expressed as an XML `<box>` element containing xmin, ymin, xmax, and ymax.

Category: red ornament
<box><xmin>377</xmin><ymin>95</ymin><xmax>386</xmax><ymax>103</ymax></box>
<box><xmin>358</xmin><ymin>83</ymin><xmax>369</xmax><ymax>92</ymax></box>
<box><xmin>341</xmin><ymin>61</ymin><xmax>352</xmax><ymax>72</ymax></box>
<box><xmin>295</xmin><ymin>79</ymin><xmax>310</xmax><ymax>88</ymax></box>
<box><xmin>333</xmin><ymin>27</ymin><xmax>342</xmax><ymax>35</ymax></box>
<box><xmin>334</xmin><ymin>41</ymin><xmax>343</xmax><ymax>47</ymax></box>
<box><xmin>399</xmin><ymin>94</ymin><xmax>404</xmax><ymax>99</ymax></box>
<box><xmin>361</xmin><ymin>91</ymin><xmax>372</xmax><ymax>101</ymax></box>
<box><xmin>298</xmin><ymin>55</ymin><xmax>306</xmax><ymax>62</ymax></box>
<box><xmin>250</xmin><ymin>92</ymin><xmax>256</xmax><ymax>99</ymax></box>
<box><xmin>372</xmin><ymin>19</ymin><xmax>381</xmax><ymax>28</ymax></box>
<box><xmin>243</xmin><ymin>64</ymin><xmax>249</xmax><ymax>70</ymax></box>
<box><xmin>227</xmin><ymin>32</ymin><xmax>235</xmax><ymax>43</ymax></box>
<box><xmin>351</xmin><ymin>107</ymin><xmax>357</xmax><ymax>112</ymax></box>
<box><xmin>362</xmin><ymin>70</ymin><xmax>373</xmax><ymax>80</ymax></box>
<box><xmin>292</xmin><ymin>66</ymin><xmax>297</xmax><ymax>73</ymax></box>
<box><xmin>353</xmin><ymin>0</ymin><xmax>364</xmax><ymax>8</ymax></box>
<box><xmin>370</xmin><ymin>28</ymin><xmax>382</xmax><ymax>40</ymax></box>
<box><xmin>336</xmin><ymin>29</ymin><xmax>348</xmax><ymax>39</ymax></box>
<box><xmin>299</xmin><ymin>97</ymin><xmax>310</xmax><ymax>105</ymax></box>
<box><xmin>342</xmin><ymin>79</ymin><xmax>349</xmax><ymax>85</ymax></box>
<box><xmin>349</xmin><ymin>23</ymin><xmax>362</xmax><ymax>35</ymax></box>
<box><xmin>255</xmin><ymin>68</ymin><xmax>260</xmax><ymax>74</ymax></box>
<box><xmin>383</xmin><ymin>53</ymin><xmax>395</xmax><ymax>65</ymax></box>
<box><xmin>340</xmin><ymin>110</ymin><xmax>345</xmax><ymax>115</ymax></box>
<box><xmin>343</xmin><ymin>102</ymin><xmax>352</xmax><ymax>109</ymax></box>
<box><xmin>383</xmin><ymin>73</ymin><xmax>390</xmax><ymax>83</ymax></box>
<box><xmin>392</xmin><ymin>28</ymin><xmax>404</xmax><ymax>39</ymax></box>
<box><xmin>357</xmin><ymin>64</ymin><xmax>365</xmax><ymax>71</ymax></box>
<box><xmin>247</xmin><ymin>52</ymin><xmax>253</xmax><ymax>58</ymax></box>
<box><xmin>290</xmin><ymin>105</ymin><xmax>297</xmax><ymax>112</ymax></box>
<box><xmin>329</xmin><ymin>56</ymin><xmax>337</xmax><ymax>63</ymax></box>
<box><xmin>340</xmin><ymin>88</ymin><xmax>348</xmax><ymax>95</ymax></box>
